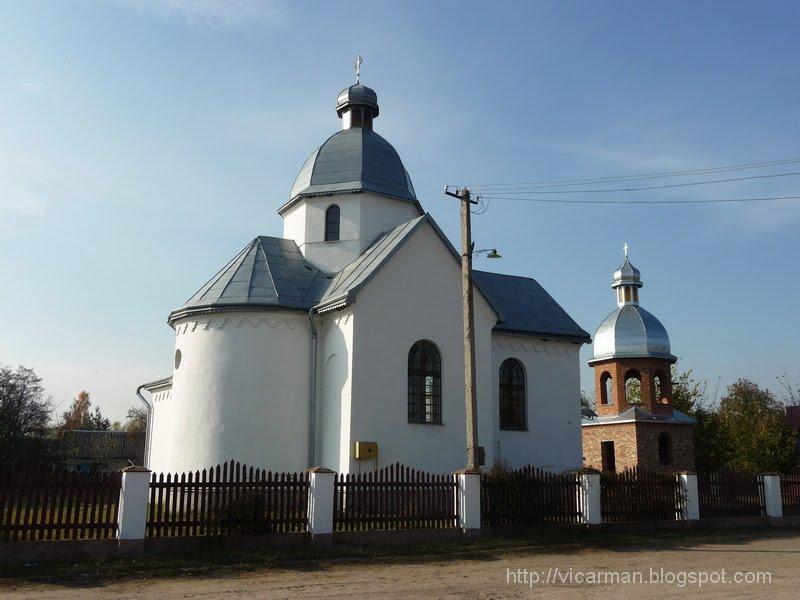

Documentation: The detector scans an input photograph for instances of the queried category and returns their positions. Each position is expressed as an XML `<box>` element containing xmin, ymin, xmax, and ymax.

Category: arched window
<box><xmin>658</xmin><ymin>432</ymin><xmax>672</xmax><ymax>465</ymax></box>
<box><xmin>624</xmin><ymin>370</ymin><xmax>642</xmax><ymax>404</ymax></box>
<box><xmin>600</xmin><ymin>372</ymin><xmax>613</xmax><ymax>405</ymax></box>
<box><xmin>408</xmin><ymin>340</ymin><xmax>442</xmax><ymax>424</ymax></box>
<box><xmin>499</xmin><ymin>358</ymin><xmax>526</xmax><ymax>430</ymax></box>
<box><xmin>324</xmin><ymin>205</ymin><xmax>340</xmax><ymax>242</ymax></box>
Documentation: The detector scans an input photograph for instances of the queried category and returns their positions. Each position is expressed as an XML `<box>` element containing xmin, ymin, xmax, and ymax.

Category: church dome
<box><xmin>591</xmin><ymin>304</ymin><xmax>673</xmax><ymax>362</ymax></box>
<box><xmin>336</xmin><ymin>84</ymin><xmax>379</xmax><ymax>117</ymax></box>
<box><xmin>589</xmin><ymin>247</ymin><xmax>676</xmax><ymax>364</ymax></box>
<box><xmin>288</xmin><ymin>128</ymin><xmax>417</xmax><ymax>203</ymax></box>
<box><xmin>284</xmin><ymin>72</ymin><xmax>418</xmax><ymax>208</ymax></box>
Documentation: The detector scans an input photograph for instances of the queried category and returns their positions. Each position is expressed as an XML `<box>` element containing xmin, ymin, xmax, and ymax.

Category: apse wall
<box><xmin>148</xmin><ymin>310</ymin><xmax>311</xmax><ymax>475</ymax></box>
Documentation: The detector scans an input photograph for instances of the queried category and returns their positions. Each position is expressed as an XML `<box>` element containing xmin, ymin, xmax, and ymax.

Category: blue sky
<box><xmin>1</xmin><ymin>1</ymin><xmax>799</xmax><ymax>422</ymax></box>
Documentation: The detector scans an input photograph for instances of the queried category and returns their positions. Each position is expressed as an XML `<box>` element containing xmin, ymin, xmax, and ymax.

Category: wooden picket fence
<box><xmin>601</xmin><ymin>467</ymin><xmax>685</xmax><ymax>523</ymax></box>
<box><xmin>480</xmin><ymin>466</ymin><xmax>582</xmax><ymax>527</ymax></box>
<box><xmin>697</xmin><ymin>471</ymin><xmax>765</xmax><ymax>518</ymax></box>
<box><xmin>146</xmin><ymin>461</ymin><xmax>309</xmax><ymax>537</ymax></box>
<box><xmin>0</xmin><ymin>463</ymin><xmax>121</xmax><ymax>541</ymax></box>
<box><xmin>333</xmin><ymin>464</ymin><xmax>458</xmax><ymax>531</ymax></box>
<box><xmin>780</xmin><ymin>474</ymin><xmax>800</xmax><ymax>516</ymax></box>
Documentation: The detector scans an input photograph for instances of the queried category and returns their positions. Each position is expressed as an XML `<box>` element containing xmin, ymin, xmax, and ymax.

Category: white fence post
<box><xmin>762</xmin><ymin>474</ymin><xmax>783</xmax><ymax>518</ymax></box>
<box><xmin>117</xmin><ymin>466</ymin><xmax>151</xmax><ymax>550</ymax></box>
<box><xmin>307</xmin><ymin>467</ymin><xmax>336</xmax><ymax>543</ymax></box>
<box><xmin>677</xmin><ymin>472</ymin><xmax>700</xmax><ymax>521</ymax></box>
<box><xmin>577</xmin><ymin>471</ymin><xmax>602</xmax><ymax>525</ymax></box>
<box><xmin>454</xmin><ymin>469</ymin><xmax>482</xmax><ymax>536</ymax></box>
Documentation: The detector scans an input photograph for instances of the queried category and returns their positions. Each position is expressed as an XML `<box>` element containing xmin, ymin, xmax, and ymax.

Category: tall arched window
<box><xmin>324</xmin><ymin>205</ymin><xmax>340</xmax><ymax>242</ymax></box>
<box><xmin>600</xmin><ymin>372</ymin><xmax>613</xmax><ymax>405</ymax></box>
<box><xmin>408</xmin><ymin>340</ymin><xmax>442</xmax><ymax>424</ymax></box>
<box><xmin>658</xmin><ymin>432</ymin><xmax>672</xmax><ymax>466</ymax></box>
<box><xmin>499</xmin><ymin>358</ymin><xmax>526</xmax><ymax>430</ymax></box>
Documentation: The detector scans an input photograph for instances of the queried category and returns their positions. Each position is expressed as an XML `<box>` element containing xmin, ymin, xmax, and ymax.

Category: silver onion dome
<box><xmin>590</xmin><ymin>304</ymin><xmax>674</xmax><ymax>362</ymax></box>
<box><xmin>590</xmin><ymin>248</ymin><xmax>676</xmax><ymax>364</ymax></box>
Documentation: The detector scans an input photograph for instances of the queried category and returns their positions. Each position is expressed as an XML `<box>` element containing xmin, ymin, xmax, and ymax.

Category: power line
<box><xmin>479</xmin><ymin>194</ymin><xmax>800</xmax><ymax>205</ymax></box>
<box><xmin>457</xmin><ymin>156</ymin><xmax>800</xmax><ymax>189</ymax></box>
<box><xmin>470</xmin><ymin>171</ymin><xmax>800</xmax><ymax>195</ymax></box>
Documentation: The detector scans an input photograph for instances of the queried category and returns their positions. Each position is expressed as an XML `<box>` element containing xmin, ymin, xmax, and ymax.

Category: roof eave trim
<box><xmin>168</xmin><ymin>303</ymin><xmax>310</xmax><ymax>327</ymax></box>
<box><xmin>141</xmin><ymin>376</ymin><xmax>173</xmax><ymax>391</ymax></box>
<box><xmin>314</xmin><ymin>294</ymin><xmax>351</xmax><ymax>313</ymax></box>
<box><xmin>278</xmin><ymin>189</ymin><xmax>423</xmax><ymax>216</ymax></box>
<box><xmin>588</xmin><ymin>352</ymin><xmax>677</xmax><ymax>365</ymax></box>
<box><xmin>491</xmin><ymin>327</ymin><xmax>592</xmax><ymax>344</ymax></box>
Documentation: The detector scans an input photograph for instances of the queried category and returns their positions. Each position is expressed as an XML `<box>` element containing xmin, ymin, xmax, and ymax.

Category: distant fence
<box><xmin>601</xmin><ymin>467</ymin><xmax>685</xmax><ymax>523</ymax></box>
<box><xmin>0</xmin><ymin>463</ymin><xmax>121</xmax><ymax>541</ymax></box>
<box><xmin>698</xmin><ymin>471</ymin><xmax>765</xmax><ymax>518</ymax></box>
<box><xmin>333</xmin><ymin>464</ymin><xmax>458</xmax><ymax>531</ymax></box>
<box><xmin>146</xmin><ymin>461</ymin><xmax>309</xmax><ymax>537</ymax></box>
<box><xmin>780</xmin><ymin>474</ymin><xmax>800</xmax><ymax>516</ymax></box>
<box><xmin>480</xmin><ymin>466</ymin><xmax>582</xmax><ymax>527</ymax></box>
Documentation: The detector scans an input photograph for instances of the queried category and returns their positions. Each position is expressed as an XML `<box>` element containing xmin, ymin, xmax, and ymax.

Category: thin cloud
<box><xmin>109</xmin><ymin>0</ymin><xmax>287</xmax><ymax>29</ymax></box>
<box><xmin>0</xmin><ymin>189</ymin><xmax>47</xmax><ymax>217</ymax></box>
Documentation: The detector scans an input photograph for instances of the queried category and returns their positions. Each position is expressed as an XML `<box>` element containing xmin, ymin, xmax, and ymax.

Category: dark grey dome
<box><xmin>287</xmin><ymin>128</ymin><xmax>417</xmax><ymax>204</ymax></box>
<box><xmin>336</xmin><ymin>84</ymin><xmax>379</xmax><ymax>117</ymax></box>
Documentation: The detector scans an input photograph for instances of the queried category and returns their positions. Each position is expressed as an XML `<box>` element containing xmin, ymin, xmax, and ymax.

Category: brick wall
<box><xmin>582</xmin><ymin>422</ymin><xmax>695</xmax><ymax>473</ymax></box>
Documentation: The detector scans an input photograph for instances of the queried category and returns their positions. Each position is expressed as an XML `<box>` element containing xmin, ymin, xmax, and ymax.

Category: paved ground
<box><xmin>3</xmin><ymin>531</ymin><xmax>800</xmax><ymax>599</ymax></box>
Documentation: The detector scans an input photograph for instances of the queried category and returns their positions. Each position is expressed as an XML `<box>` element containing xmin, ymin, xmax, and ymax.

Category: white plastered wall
<box><xmin>316</xmin><ymin>309</ymin><xmax>354</xmax><ymax>471</ymax></box>
<box><xmin>281</xmin><ymin>192</ymin><xmax>420</xmax><ymax>273</ymax></box>
<box><xmin>148</xmin><ymin>310</ymin><xmax>312</xmax><ymax>475</ymax></box>
<box><xmin>491</xmin><ymin>333</ymin><xmax>583</xmax><ymax>471</ymax></box>
<box><xmin>345</xmin><ymin>222</ymin><xmax>498</xmax><ymax>474</ymax></box>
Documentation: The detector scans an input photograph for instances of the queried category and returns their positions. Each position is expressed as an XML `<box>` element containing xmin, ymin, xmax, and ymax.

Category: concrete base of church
<box><xmin>582</xmin><ymin>422</ymin><xmax>695</xmax><ymax>473</ymax></box>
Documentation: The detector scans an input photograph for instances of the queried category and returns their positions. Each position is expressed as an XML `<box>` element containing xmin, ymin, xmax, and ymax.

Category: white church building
<box><xmin>141</xmin><ymin>74</ymin><xmax>591</xmax><ymax>476</ymax></box>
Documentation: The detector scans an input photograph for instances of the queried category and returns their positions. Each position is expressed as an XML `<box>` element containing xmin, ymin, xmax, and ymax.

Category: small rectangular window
<box><xmin>624</xmin><ymin>287</ymin><xmax>631</xmax><ymax>302</ymax></box>
<box><xmin>601</xmin><ymin>441</ymin><xmax>616</xmax><ymax>472</ymax></box>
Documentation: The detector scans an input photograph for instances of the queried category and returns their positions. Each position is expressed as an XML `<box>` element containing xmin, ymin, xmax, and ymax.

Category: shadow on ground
<box><xmin>2</xmin><ymin>526</ymin><xmax>799</xmax><ymax>590</ymax></box>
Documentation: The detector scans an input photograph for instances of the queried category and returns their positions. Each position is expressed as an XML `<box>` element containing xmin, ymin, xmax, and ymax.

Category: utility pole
<box><xmin>445</xmin><ymin>186</ymin><xmax>480</xmax><ymax>470</ymax></box>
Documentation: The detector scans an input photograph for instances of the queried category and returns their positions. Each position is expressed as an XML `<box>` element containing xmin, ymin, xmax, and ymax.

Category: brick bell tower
<box><xmin>581</xmin><ymin>245</ymin><xmax>696</xmax><ymax>473</ymax></box>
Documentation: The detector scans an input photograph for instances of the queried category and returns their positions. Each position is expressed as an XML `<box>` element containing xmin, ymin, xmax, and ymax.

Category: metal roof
<box><xmin>336</xmin><ymin>84</ymin><xmax>379</xmax><ymax>116</ymax></box>
<box><xmin>581</xmin><ymin>406</ymin><xmax>697</xmax><ymax>426</ymax></box>
<box><xmin>283</xmin><ymin>128</ymin><xmax>419</xmax><ymax>212</ymax></box>
<box><xmin>613</xmin><ymin>257</ymin><xmax>642</xmax><ymax>288</ymax></box>
<box><xmin>169</xmin><ymin>236</ymin><xmax>332</xmax><ymax>324</ymax></box>
<box><xmin>590</xmin><ymin>304</ymin><xmax>675</xmax><ymax>363</ymax></box>
<box><xmin>472</xmin><ymin>271</ymin><xmax>591</xmax><ymax>343</ymax></box>
<box><xmin>54</xmin><ymin>430</ymin><xmax>146</xmax><ymax>462</ymax></box>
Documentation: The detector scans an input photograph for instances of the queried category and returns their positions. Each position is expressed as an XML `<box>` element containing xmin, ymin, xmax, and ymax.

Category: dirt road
<box><xmin>4</xmin><ymin>531</ymin><xmax>800</xmax><ymax>599</ymax></box>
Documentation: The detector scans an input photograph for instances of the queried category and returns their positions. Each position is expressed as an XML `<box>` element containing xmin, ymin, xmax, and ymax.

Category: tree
<box><xmin>123</xmin><ymin>406</ymin><xmax>147</xmax><ymax>433</ymax></box>
<box><xmin>0</xmin><ymin>366</ymin><xmax>53</xmax><ymax>463</ymax></box>
<box><xmin>716</xmin><ymin>379</ymin><xmax>797</xmax><ymax>474</ymax></box>
<box><xmin>669</xmin><ymin>367</ymin><xmax>732</xmax><ymax>472</ymax></box>
<box><xmin>61</xmin><ymin>391</ymin><xmax>91</xmax><ymax>431</ymax></box>
<box><xmin>60</xmin><ymin>391</ymin><xmax>110</xmax><ymax>431</ymax></box>
<box><xmin>84</xmin><ymin>406</ymin><xmax>111</xmax><ymax>431</ymax></box>
<box><xmin>580</xmin><ymin>390</ymin><xmax>595</xmax><ymax>411</ymax></box>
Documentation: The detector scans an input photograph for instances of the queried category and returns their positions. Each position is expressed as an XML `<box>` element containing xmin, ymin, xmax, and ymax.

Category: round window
<box><xmin>174</xmin><ymin>349</ymin><xmax>182</xmax><ymax>369</ymax></box>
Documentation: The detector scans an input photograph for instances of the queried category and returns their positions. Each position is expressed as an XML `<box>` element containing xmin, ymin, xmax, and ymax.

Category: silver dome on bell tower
<box><xmin>589</xmin><ymin>245</ymin><xmax>675</xmax><ymax>364</ymax></box>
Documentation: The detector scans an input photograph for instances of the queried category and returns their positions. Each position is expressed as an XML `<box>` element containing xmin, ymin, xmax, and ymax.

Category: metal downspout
<box><xmin>308</xmin><ymin>307</ymin><xmax>319</xmax><ymax>467</ymax></box>
<box><xmin>135</xmin><ymin>384</ymin><xmax>153</xmax><ymax>468</ymax></box>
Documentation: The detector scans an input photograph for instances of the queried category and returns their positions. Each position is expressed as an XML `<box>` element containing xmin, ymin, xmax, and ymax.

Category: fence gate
<box><xmin>601</xmin><ymin>467</ymin><xmax>685</xmax><ymax>523</ymax></box>
<box><xmin>0</xmin><ymin>463</ymin><xmax>121</xmax><ymax>541</ymax></box>
<box><xmin>697</xmin><ymin>471</ymin><xmax>765</xmax><ymax>518</ymax></box>
<box><xmin>146</xmin><ymin>461</ymin><xmax>309</xmax><ymax>537</ymax></box>
<box><xmin>480</xmin><ymin>466</ymin><xmax>582</xmax><ymax>527</ymax></box>
<box><xmin>781</xmin><ymin>474</ymin><xmax>800</xmax><ymax>516</ymax></box>
<box><xmin>333</xmin><ymin>463</ymin><xmax>458</xmax><ymax>531</ymax></box>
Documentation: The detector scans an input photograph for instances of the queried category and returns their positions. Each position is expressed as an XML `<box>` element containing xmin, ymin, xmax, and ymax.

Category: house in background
<box><xmin>582</xmin><ymin>250</ymin><xmax>696</xmax><ymax>473</ymax></box>
<box><xmin>50</xmin><ymin>430</ymin><xmax>145</xmax><ymax>473</ymax></box>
